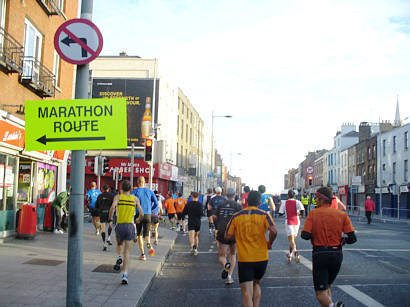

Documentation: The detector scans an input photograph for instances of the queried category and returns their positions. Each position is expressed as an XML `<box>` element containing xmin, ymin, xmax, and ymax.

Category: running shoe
<box><xmin>113</xmin><ymin>257</ymin><xmax>122</xmax><ymax>271</ymax></box>
<box><xmin>151</xmin><ymin>231</ymin><xmax>156</xmax><ymax>238</ymax></box>
<box><xmin>121</xmin><ymin>273</ymin><xmax>128</xmax><ymax>285</ymax></box>
<box><xmin>294</xmin><ymin>251</ymin><xmax>300</xmax><ymax>263</ymax></box>
<box><xmin>225</xmin><ymin>276</ymin><xmax>234</xmax><ymax>284</ymax></box>
<box><xmin>139</xmin><ymin>254</ymin><xmax>146</xmax><ymax>261</ymax></box>
<box><xmin>133</xmin><ymin>236</ymin><xmax>138</xmax><ymax>243</ymax></box>
<box><xmin>107</xmin><ymin>239</ymin><xmax>113</xmax><ymax>245</ymax></box>
<box><xmin>221</xmin><ymin>262</ymin><xmax>231</xmax><ymax>279</ymax></box>
<box><xmin>193</xmin><ymin>249</ymin><xmax>198</xmax><ymax>256</ymax></box>
<box><xmin>334</xmin><ymin>302</ymin><xmax>345</xmax><ymax>307</ymax></box>
<box><xmin>96</xmin><ymin>229</ymin><xmax>100</xmax><ymax>236</ymax></box>
<box><xmin>103</xmin><ymin>243</ymin><xmax>108</xmax><ymax>251</ymax></box>
<box><xmin>286</xmin><ymin>253</ymin><xmax>292</xmax><ymax>263</ymax></box>
<box><xmin>154</xmin><ymin>240</ymin><xmax>158</xmax><ymax>245</ymax></box>
<box><xmin>149</xmin><ymin>247</ymin><xmax>155</xmax><ymax>257</ymax></box>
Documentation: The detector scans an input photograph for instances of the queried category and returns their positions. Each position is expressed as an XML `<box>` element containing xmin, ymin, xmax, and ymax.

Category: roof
<box><xmin>343</xmin><ymin>131</ymin><xmax>359</xmax><ymax>137</ymax></box>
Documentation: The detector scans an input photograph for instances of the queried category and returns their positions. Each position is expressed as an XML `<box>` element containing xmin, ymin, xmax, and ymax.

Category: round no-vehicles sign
<box><xmin>54</xmin><ymin>18</ymin><xmax>103</xmax><ymax>65</ymax></box>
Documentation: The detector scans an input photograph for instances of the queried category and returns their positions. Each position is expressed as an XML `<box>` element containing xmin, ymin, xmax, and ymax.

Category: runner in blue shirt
<box><xmin>86</xmin><ymin>181</ymin><xmax>102</xmax><ymax>235</ymax></box>
<box><xmin>131</xmin><ymin>176</ymin><xmax>158</xmax><ymax>260</ymax></box>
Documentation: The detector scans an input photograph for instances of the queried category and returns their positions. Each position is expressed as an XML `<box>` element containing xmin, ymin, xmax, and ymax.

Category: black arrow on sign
<box><xmin>37</xmin><ymin>135</ymin><xmax>105</xmax><ymax>145</ymax></box>
<box><xmin>61</xmin><ymin>36</ymin><xmax>88</xmax><ymax>57</ymax></box>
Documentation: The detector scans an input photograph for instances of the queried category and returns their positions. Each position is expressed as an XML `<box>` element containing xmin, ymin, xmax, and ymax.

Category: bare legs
<box><xmin>240</xmin><ymin>280</ymin><xmax>261</xmax><ymax>307</ymax></box>
<box><xmin>315</xmin><ymin>286</ymin><xmax>333</xmax><ymax>307</ymax></box>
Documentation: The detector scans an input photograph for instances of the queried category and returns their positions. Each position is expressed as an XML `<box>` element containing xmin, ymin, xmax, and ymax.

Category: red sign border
<box><xmin>54</xmin><ymin>18</ymin><xmax>103</xmax><ymax>65</ymax></box>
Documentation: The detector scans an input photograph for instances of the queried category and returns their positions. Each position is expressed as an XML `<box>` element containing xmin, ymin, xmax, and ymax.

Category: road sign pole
<box><xmin>130</xmin><ymin>143</ymin><xmax>134</xmax><ymax>189</ymax></box>
<box><xmin>67</xmin><ymin>1</ymin><xmax>93</xmax><ymax>306</ymax></box>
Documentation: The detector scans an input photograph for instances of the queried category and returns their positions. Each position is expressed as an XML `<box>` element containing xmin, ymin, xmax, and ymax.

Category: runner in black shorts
<box><xmin>95</xmin><ymin>185</ymin><xmax>114</xmax><ymax>251</ymax></box>
<box><xmin>302</xmin><ymin>186</ymin><xmax>356</xmax><ymax>307</ymax></box>
<box><xmin>183</xmin><ymin>192</ymin><xmax>203</xmax><ymax>255</ymax></box>
<box><xmin>213</xmin><ymin>188</ymin><xmax>242</xmax><ymax>284</ymax></box>
<box><xmin>135</xmin><ymin>214</ymin><xmax>152</xmax><ymax>240</ymax></box>
<box><xmin>237</xmin><ymin>260</ymin><xmax>268</xmax><ymax>284</ymax></box>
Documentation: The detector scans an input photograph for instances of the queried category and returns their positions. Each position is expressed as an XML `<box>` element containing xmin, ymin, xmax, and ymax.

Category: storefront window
<box><xmin>0</xmin><ymin>154</ymin><xmax>18</xmax><ymax>232</ymax></box>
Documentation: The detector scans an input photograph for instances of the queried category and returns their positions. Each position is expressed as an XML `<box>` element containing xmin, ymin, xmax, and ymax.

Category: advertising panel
<box><xmin>92</xmin><ymin>78</ymin><xmax>159</xmax><ymax>147</ymax></box>
<box><xmin>36</xmin><ymin>163</ymin><xmax>57</xmax><ymax>204</ymax></box>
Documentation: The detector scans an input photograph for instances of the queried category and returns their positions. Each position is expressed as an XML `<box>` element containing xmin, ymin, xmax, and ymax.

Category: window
<box><xmin>368</xmin><ymin>147</ymin><xmax>371</xmax><ymax>160</ymax></box>
<box><xmin>392</xmin><ymin>162</ymin><xmax>396</xmax><ymax>183</ymax></box>
<box><xmin>405</xmin><ymin>132</ymin><xmax>408</xmax><ymax>150</ymax></box>
<box><xmin>383</xmin><ymin>139</ymin><xmax>386</xmax><ymax>156</ymax></box>
<box><xmin>382</xmin><ymin>164</ymin><xmax>386</xmax><ymax>171</ymax></box>
<box><xmin>0</xmin><ymin>0</ymin><xmax>6</xmax><ymax>29</ymax></box>
<box><xmin>393</xmin><ymin>136</ymin><xmax>396</xmax><ymax>153</ymax></box>
<box><xmin>53</xmin><ymin>51</ymin><xmax>60</xmax><ymax>87</ymax></box>
<box><xmin>56</xmin><ymin>0</ymin><xmax>65</xmax><ymax>12</ymax></box>
<box><xmin>404</xmin><ymin>160</ymin><xmax>408</xmax><ymax>182</ymax></box>
<box><xmin>373</xmin><ymin>144</ymin><xmax>376</xmax><ymax>158</ymax></box>
<box><xmin>23</xmin><ymin>19</ymin><xmax>43</xmax><ymax>80</ymax></box>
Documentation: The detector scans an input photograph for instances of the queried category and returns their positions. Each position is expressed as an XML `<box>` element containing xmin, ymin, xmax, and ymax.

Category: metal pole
<box><xmin>378</xmin><ymin>131</ymin><xmax>383</xmax><ymax>217</ymax></box>
<box><xmin>66</xmin><ymin>1</ymin><xmax>92</xmax><ymax>306</ymax></box>
<box><xmin>211</xmin><ymin>111</ymin><xmax>214</xmax><ymax>175</ymax></box>
<box><xmin>130</xmin><ymin>143</ymin><xmax>134</xmax><ymax>189</ymax></box>
<box><xmin>148</xmin><ymin>59</ymin><xmax>157</xmax><ymax>190</ymax></box>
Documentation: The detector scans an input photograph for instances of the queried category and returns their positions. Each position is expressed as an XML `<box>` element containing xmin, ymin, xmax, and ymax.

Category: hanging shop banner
<box><xmin>0</xmin><ymin>119</ymin><xmax>25</xmax><ymax>149</ymax></box>
<box><xmin>25</xmin><ymin>98</ymin><xmax>127</xmax><ymax>150</ymax></box>
<box><xmin>92</xmin><ymin>78</ymin><xmax>159</xmax><ymax>147</ymax></box>
<box><xmin>36</xmin><ymin>163</ymin><xmax>57</xmax><ymax>204</ymax></box>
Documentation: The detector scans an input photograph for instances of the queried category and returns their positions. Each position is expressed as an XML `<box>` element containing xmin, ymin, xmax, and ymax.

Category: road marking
<box><xmin>298</xmin><ymin>255</ymin><xmax>312</xmax><ymax>270</ymax></box>
<box><xmin>337</xmin><ymin>285</ymin><xmax>386</xmax><ymax>307</ymax></box>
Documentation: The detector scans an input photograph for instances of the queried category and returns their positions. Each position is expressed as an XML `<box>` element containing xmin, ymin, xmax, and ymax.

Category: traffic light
<box><xmin>308</xmin><ymin>175</ymin><xmax>313</xmax><ymax>186</ymax></box>
<box><xmin>101</xmin><ymin>157</ymin><xmax>110</xmax><ymax>175</ymax></box>
<box><xmin>144</xmin><ymin>138</ymin><xmax>153</xmax><ymax>162</ymax></box>
<box><xmin>90</xmin><ymin>156</ymin><xmax>99</xmax><ymax>175</ymax></box>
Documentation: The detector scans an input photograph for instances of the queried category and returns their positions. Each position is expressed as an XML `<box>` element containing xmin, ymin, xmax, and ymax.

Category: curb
<box><xmin>136</xmin><ymin>228</ymin><xmax>177</xmax><ymax>307</ymax></box>
<box><xmin>348</xmin><ymin>215</ymin><xmax>410</xmax><ymax>225</ymax></box>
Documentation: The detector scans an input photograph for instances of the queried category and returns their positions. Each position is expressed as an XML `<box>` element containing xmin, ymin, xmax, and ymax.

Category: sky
<box><xmin>90</xmin><ymin>0</ymin><xmax>410</xmax><ymax>194</ymax></box>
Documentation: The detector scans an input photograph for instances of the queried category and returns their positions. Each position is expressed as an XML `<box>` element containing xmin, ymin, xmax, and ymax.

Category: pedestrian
<box><xmin>225</xmin><ymin>191</ymin><xmax>278</xmax><ymax>307</ymax></box>
<box><xmin>301</xmin><ymin>191</ymin><xmax>309</xmax><ymax>217</ymax></box>
<box><xmin>279</xmin><ymin>189</ymin><xmax>304</xmax><ymax>263</ymax></box>
<box><xmin>208</xmin><ymin>187</ymin><xmax>226</xmax><ymax>236</ymax></box>
<box><xmin>96</xmin><ymin>184</ymin><xmax>114</xmax><ymax>251</ymax></box>
<box><xmin>364</xmin><ymin>195</ymin><xmax>375</xmax><ymax>224</ymax></box>
<box><xmin>257</xmin><ymin>185</ymin><xmax>276</xmax><ymax>216</ymax></box>
<box><xmin>301</xmin><ymin>186</ymin><xmax>357</xmax><ymax>307</ymax></box>
<box><xmin>131</xmin><ymin>176</ymin><xmax>158</xmax><ymax>260</ymax></box>
<box><xmin>175</xmin><ymin>192</ymin><xmax>187</xmax><ymax>233</ymax></box>
<box><xmin>109</xmin><ymin>180</ymin><xmax>144</xmax><ymax>285</ymax></box>
<box><xmin>240</xmin><ymin>186</ymin><xmax>250</xmax><ymax>208</ymax></box>
<box><xmin>52</xmin><ymin>191</ymin><xmax>69</xmax><ymax>234</ymax></box>
<box><xmin>203</xmin><ymin>188</ymin><xmax>214</xmax><ymax>232</ymax></box>
<box><xmin>164</xmin><ymin>192</ymin><xmax>177</xmax><ymax>230</ymax></box>
<box><xmin>152</xmin><ymin>191</ymin><xmax>164</xmax><ymax>245</ymax></box>
<box><xmin>183</xmin><ymin>191</ymin><xmax>203</xmax><ymax>255</ymax></box>
<box><xmin>213</xmin><ymin>188</ymin><xmax>242</xmax><ymax>284</ymax></box>
<box><xmin>85</xmin><ymin>181</ymin><xmax>102</xmax><ymax>235</ymax></box>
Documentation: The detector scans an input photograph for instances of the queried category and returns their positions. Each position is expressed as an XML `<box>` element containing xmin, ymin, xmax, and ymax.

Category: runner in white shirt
<box><xmin>279</xmin><ymin>189</ymin><xmax>304</xmax><ymax>263</ymax></box>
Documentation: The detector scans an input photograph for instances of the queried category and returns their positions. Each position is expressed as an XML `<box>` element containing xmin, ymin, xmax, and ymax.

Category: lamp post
<box><xmin>211</xmin><ymin>111</ymin><xmax>232</xmax><ymax>178</ymax></box>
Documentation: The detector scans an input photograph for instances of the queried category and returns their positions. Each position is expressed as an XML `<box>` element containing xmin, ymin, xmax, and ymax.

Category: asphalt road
<box><xmin>142</xmin><ymin>216</ymin><xmax>410</xmax><ymax>307</ymax></box>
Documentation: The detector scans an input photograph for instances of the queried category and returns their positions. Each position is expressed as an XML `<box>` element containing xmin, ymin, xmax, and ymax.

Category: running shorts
<box><xmin>188</xmin><ymin>223</ymin><xmax>201</xmax><ymax>232</ymax></box>
<box><xmin>206</xmin><ymin>209</ymin><xmax>213</xmax><ymax>217</ymax></box>
<box><xmin>135</xmin><ymin>214</ymin><xmax>152</xmax><ymax>237</ymax></box>
<box><xmin>89</xmin><ymin>208</ymin><xmax>99</xmax><ymax>217</ymax></box>
<box><xmin>176</xmin><ymin>213</ymin><xmax>185</xmax><ymax>220</ymax></box>
<box><xmin>168</xmin><ymin>213</ymin><xmax>176</xmax><ymax>220</ymax></box>
<box><xmin>285</xmin><ymin>223</ymin><xmax>300</xmax><ymax>236</ymax></box>
<box><xmin>312</xmin><ymin>247</ymin><xmax>343</xmax><ymax>291</ymax></box>
<box><xmin>216</xmin><ymin>230</ymin><xmax>235</xmax><ymax>245</ymax></box>
<box><xmin>238</xmin><ymin>261</ymin><xmax>268</xmax><ymax>284</ymax></box>
<box><xmin>99</xmin><ymin>214</ymin><xmax>109</xmax><ymax>223</ymax></box>
<box><xmin>115</xmin><ymin>223</ymin><xmax>135</xmax><ymax>242</ymax></box>
<box><xmin>151</xmin><ymin>215</ymin><xmax>159</xmax><ymax>224</ymax></box>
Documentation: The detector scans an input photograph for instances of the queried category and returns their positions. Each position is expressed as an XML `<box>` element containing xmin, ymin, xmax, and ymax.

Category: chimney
<box><xmin>119</xmin><ymin>51</ymin><xmax>128</xmax><ymax>57</ymax></box>
<box><xmin>359</xmin><ymin>122</ymin><xmax>371</xmax><ymax>141</ymax></box>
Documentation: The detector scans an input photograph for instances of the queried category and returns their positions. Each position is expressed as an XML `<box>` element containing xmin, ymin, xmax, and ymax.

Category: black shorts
<box><xmin>99</xmin><ymin>214</ymin><xmax>109</xmax><ymax>223</ymax></box>
<box><xmin>89</xmin><ymin>208</ymin><xmax>99</xmax><ymax>217</ymax></box>
<box><xmin>312</xmin><ymin>249</ymin><xmax>343</xmax><ymax>291</ymax></box>
<box><xmin>216</xmin><ymin>230</ymin><xmax>235</xmax><ymax>245</ymax></box>
<box><xmin>188</xmin><ymin>223</ymin><xmax>201</xmax><ymax>232</ymax></box>
<box><xmin>135</xmin><ymin>214</ymin><xmax>151</xmax><ymax>237</ymax></box>
<box><xmin>177</xmin><ymin>213</ymin><xmax>185</xmax><ymax>220</ymax></box>
<box><xmin>238</xmin><ymin>261</ymin><xmax>268</xmax><ymax>284</ymax></box>
<box><xmin>206</xmin><ymin>209</ymin><xmax>213</xmax><ymax>217</ymax></box>
<box><xmin>151</xmin><ymin>215</ymin><xmax>159</xmax><ymax>224</ymax></box>
<box><xmin>115</xmin><ymin>223</ymin><xmax>135</xmax><ymax>242</ymax></box>
<box><xmin>168</xmin><ymin>213</ymin><xmax>176</xmax><ymax>220</ymax></box>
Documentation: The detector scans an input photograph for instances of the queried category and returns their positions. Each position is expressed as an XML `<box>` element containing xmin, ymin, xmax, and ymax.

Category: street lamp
<box><xmin>211</xmin><ymin>111</ymin><xmax>232</xmax><ymax>175</ymax></box>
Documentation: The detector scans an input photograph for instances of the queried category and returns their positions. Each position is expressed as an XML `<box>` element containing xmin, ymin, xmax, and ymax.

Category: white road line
<box><xmin>337</xmin><ymin>285</ymin><xmax>386</xmax><ymax>307</ymax></box>
<box><xmin>298</xmin><ymin>255</ymin><xmax>312</xmax><ymax>271</ymax></box>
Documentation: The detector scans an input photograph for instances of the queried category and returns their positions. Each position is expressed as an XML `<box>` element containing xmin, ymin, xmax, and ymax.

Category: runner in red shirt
<box><xmin>240</xmin><ymin>186</ymin><xmax>250</xmax><ymax>209</ymax></box>
<box><xmin>364</xmin><ymin>195</ymin><xmax>375</xmax><ymax>224</ymax></box>
<box><xmin>330</xmin><ymin>193</ymin><xmax>346</xmax><ymax>211</ymax></box>
<box><xmin>279</xmin><ymin>189</ymin><xmax>304</xmax><ymax>263</ymax></box>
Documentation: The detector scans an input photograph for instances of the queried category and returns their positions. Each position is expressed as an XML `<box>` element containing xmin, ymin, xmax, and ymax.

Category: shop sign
<box><xmin>352</xmin><ymin>176</ymin><xmax>361</xmax><ymax>186</ymax></box>
<box><xmin>399</xmin><ymin>185</ymin><xmax>408</xmax><ymax>193</ymax></box>
<box><xmin>0</xmin><ymin>119</ymin><xmax>25</xmax><ymax>149</ymax></box>
<box><xmin>25</xmin><ymin>98</ymin><xmax>127</xmax><ymax>151</ymax></box>
<box><xmin>85</xmin><ymin>158</ymin><xmax>152</xmax><ymax>176</ymax></box>
<box><xmin>36</xmin><ymin>163</ymin><xmax>57</xmax><ymax>204</ymax></box>
<box><xmin>338</xmin><ymin>186</ymin><xmax>346</xmax><ymax>195</ymax></box>
<box><xmin>154</xmin><ymin>163</ymin><xmax>172</xmax><ymax>181</ymax></box>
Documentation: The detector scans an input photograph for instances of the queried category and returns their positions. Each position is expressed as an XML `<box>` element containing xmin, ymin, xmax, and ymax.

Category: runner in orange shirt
<box><xmin>301</xmin><ymin>186</ymin><xmax>356</xmax><ymax>307</ymax></box>
<box><xmin>164</xmin><ymin>192</ymin><xmax>177</xmax><ymax>230</ymax></box>
<box><xmin>175</xmin><ymin>193</ymin><xmax>187</xmax><ymax>233</ymax></box>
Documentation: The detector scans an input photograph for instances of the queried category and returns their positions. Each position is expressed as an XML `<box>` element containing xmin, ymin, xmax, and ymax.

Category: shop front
<box><xmin>338</xmin><ymin>185</ymin><xmax>349</xmax><ymax>208</ymax></box>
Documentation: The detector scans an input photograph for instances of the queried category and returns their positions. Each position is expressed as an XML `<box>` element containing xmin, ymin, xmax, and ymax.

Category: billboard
<box><xmin>92</xmin><ymin>78</ymin><xmax>159</xmax><ymax>146</ymax></box>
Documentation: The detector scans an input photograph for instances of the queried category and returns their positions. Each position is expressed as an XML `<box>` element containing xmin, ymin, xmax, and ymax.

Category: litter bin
<box><xmin>16</xmin><ymin>204</ymin><xmax>37</xmax><ymax>239</ymax></box>
<box><xmin>43</xmin><ymin>202</ymin><xmax>54</xmax><ymax>232</ymax></box>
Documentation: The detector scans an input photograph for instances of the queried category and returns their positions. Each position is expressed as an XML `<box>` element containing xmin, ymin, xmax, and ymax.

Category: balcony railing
<box><xmin>0</xmin><ymin>26</ymin><xmax>24</xmax><ymax>74</ymax></box>
<box><xmin>20</xmin><ymin>56</ymin><xmax>55</xmax><ymax>97</ymax></box>
<box><xmin>36</xmin><ymin>0</ymin><xmax>63</xmax><ymax>16</ymax></box>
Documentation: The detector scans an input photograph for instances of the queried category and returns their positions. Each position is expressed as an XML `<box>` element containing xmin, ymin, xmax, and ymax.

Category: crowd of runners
<box><xmin>81</xmin><ymin>179</ymin><xmax>355</xmax><ymax>307</ymax></box>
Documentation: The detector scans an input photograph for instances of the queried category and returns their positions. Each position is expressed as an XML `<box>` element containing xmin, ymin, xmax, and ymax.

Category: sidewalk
<box><xmin>348</xmin><ymin>213</ymin><xmax>410</xmax><ymax>225</ymax></box>
<box><xmin>0</xmin><ymin>221</ymin><xmax>177</xmax><ymax>307</ymax></box>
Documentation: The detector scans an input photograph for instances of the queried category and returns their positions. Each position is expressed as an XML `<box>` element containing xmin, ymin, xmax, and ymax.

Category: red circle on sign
<box><xmin>54</xmin><ymin>18</ymin><xmax>103</xmax><ymax>65</ymax></box>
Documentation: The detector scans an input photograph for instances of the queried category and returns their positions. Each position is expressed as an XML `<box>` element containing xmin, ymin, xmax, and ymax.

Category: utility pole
<box><xmin>66</xmin><ymin>1</ymin><xmax>93</xmax><ymax>306</ymax></box>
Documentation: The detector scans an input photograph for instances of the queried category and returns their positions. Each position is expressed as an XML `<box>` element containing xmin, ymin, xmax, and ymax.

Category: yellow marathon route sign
<box><xmin>25</xmin><ymin>98</ymin><xmax>127</xmax><ymax>151</ymax></box>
